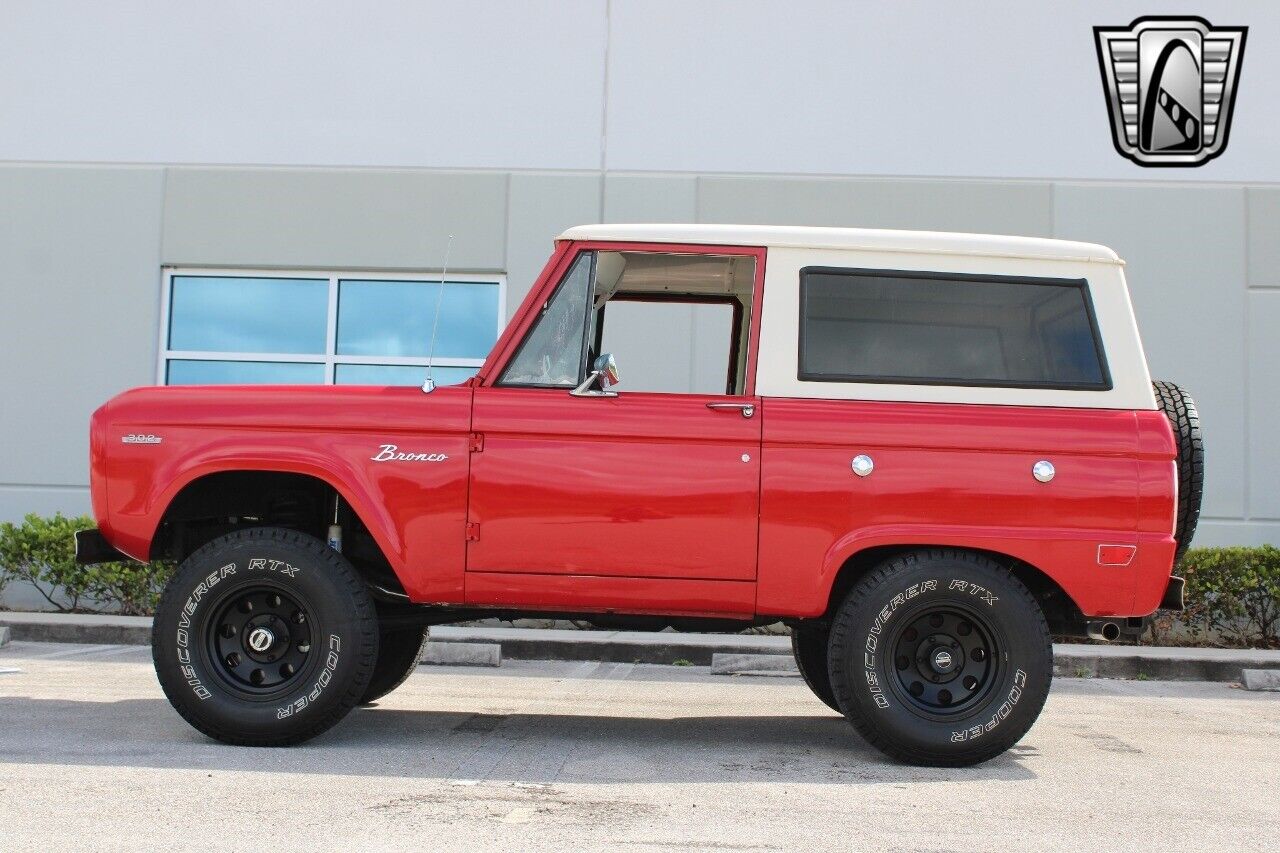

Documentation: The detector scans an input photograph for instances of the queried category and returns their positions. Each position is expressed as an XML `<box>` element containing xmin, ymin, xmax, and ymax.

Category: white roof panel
<box><xmin>557</xmin><ymin>224</ymin><xmax>1121</xmax><ymax>264</ymax></box>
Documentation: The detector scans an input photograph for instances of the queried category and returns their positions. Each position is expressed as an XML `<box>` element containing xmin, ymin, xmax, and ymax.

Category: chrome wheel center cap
<box><xmin>932</xmin><ymin>648</ymin><xmax>955</xmax><ymax>672</ymax></box>
<box><xmin>247</xmin><ymin>627</ymin><xmax>275</xmax><ymax>653</ymax></box>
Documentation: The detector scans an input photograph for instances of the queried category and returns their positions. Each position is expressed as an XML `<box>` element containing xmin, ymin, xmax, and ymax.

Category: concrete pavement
<box><xmin>1</xmin><ymin>640</ymin><xmax>1278</xmax><ymax>851</ymax></box>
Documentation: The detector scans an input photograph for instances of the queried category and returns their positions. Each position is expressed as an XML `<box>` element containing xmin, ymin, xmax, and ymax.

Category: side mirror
<box><xmin>571</xmin><ymin>353</ymin><xmax>620</xmax><ymax>397</ymax></box>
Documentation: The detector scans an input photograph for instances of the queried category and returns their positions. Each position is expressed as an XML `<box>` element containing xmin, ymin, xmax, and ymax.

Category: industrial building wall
<box><xmin>1</xmin><ymin>2</ymin><xmax>1277</xmax><ymax>558</ymax></box>
<box><xmin>3</xmin><ymin>165</ymin><xmax>1277</xmax><ymax>549</ymax></box>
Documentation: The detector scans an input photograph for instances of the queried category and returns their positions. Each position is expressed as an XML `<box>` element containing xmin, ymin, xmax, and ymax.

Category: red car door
<box><xmin>463</xmin><ymin>243</ymin><xmax>765</xmax><ymax>613</ymax></box>
<box><xmin>468</xmin><ymin>387</ymin><xmax>761</xmax><ymax>580</ymax></box>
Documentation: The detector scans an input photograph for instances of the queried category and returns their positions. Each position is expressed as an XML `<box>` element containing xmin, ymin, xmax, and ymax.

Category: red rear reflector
<box><xmin>1097</xmin><ymin>544</ymin><xmax>1137</xmax><ymax>567</ymax></box>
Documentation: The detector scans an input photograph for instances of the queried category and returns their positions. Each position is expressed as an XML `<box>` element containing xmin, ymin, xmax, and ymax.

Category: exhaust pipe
<box><xmin>1087</xmin><ymin>621</ymin><xmax>1121</xmax><ymax>642</ymax></box>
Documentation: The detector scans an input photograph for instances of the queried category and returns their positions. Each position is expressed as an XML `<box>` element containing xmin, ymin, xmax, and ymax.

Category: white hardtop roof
<box><xmin>557</xmin><ymin>224</ymin><xmax>1122</xmax><ymax>264</ymax></box>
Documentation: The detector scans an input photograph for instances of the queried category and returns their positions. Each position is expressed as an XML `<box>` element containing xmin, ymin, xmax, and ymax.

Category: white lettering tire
<box><xmin>826</xmin><ymin>549</ymin><xmax>1053</xmax><ymax>767</ymax></box>
<box><xmin>151</xmin><ymin>527</ymin><xmax>378</xmax><ymax>746</ymax></box>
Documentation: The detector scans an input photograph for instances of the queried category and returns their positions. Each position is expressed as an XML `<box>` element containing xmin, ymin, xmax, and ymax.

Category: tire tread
<box><xmin>791</xmin><ymin>623</ymin><xmax>841</xmax><ymax>712</ymax></box>
<box><xmin>1152</xmin><ymin>380</ymin><xmax>1204</xmax><ymax>564</ymax></box>
<box><xmin>826</xmin><ymin>548</ymin><xmax>1052</xmax><ymax>767</ymax></box>
<box><xmin>151</xmin><ymin>526</ymin><xmax>378</xmax><ymax>746</ymax></box>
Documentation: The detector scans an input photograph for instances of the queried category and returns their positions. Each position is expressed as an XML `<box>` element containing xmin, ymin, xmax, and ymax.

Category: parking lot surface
<box><xmin>1</xmin><ymin>640</ymin><xmax>1277</xmax><ymax>852</ymax></box>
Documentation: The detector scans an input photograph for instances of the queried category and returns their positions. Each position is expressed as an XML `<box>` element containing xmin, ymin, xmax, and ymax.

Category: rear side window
<box><xmin>798</xmin><ymin>268</ymin><xmax>1111</xmax><ymax>390</ymax></box>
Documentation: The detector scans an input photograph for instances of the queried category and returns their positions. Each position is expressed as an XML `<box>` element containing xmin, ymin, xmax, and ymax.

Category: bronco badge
<box><xmin>370</xmin><ymin>444</ymin><xmax>449</xmax><ymax>463</ymax></box>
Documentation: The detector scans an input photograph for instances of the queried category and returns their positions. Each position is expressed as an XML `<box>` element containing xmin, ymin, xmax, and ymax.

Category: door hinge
<box><xmin>465</xmin><ymin>522</ymin><xmax>480</xmax><ymax>542</ymax></box>
<box><xmin>469</xmin><ymin>432</ymin><xmax>484</xmax><ymax>453</ymax></box>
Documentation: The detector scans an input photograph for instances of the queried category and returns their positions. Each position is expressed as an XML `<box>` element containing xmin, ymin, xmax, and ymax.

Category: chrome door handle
<box><xmin>706</xmin><ymin>402</ymin><xmax>755</xmax><ymax>418</ymax></box>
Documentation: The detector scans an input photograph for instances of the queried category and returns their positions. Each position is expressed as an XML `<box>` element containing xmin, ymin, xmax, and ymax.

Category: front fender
<box><xmin>91</xmin><ymin>383</ymin><xmax>474</xmax><ymax>603</ymax></box>
<box><xmin>113</xmin><ymin>438</ymin><xmax>405</xmax><ymax>573</ymax></box>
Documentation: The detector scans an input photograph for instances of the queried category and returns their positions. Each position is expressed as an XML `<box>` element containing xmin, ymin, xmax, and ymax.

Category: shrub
<box><xmin>1176</xmin><ymin>545</ymin><xmax>1280</xmax><ymax>648</ymax></box>
<box><xmin>0</xmin><ymin>512</ymin><xmax>174</xmax><ymax>615</ymax></box>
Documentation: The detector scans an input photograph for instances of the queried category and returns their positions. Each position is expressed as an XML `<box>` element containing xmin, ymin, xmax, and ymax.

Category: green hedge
<box><xmin>0</xmin><ymin>513</ymin><xmax>174</xmax><ymax>616</ymax></box>
<box><xmin>1170</xmin><ymin>545</ymin><xmax>1280</xmax><ymax>648</ymax></box>
<box><xmin>1</xmin><ymin>513</ymin><xmax>1277</xmax><ymax>642</ymax></box>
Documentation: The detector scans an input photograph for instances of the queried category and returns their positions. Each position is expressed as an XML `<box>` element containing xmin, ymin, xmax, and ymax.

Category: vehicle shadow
<box><xmin>0</xmin><ymin>695</ymin><xmax>1039</xmax><ymax>784</ymax></box>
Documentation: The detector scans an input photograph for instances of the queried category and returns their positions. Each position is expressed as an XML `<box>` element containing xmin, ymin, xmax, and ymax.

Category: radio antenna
<box><xmin>421</xmin><ymin>234</ymin><xmax>454</xmax><ymax>393</ymax></box>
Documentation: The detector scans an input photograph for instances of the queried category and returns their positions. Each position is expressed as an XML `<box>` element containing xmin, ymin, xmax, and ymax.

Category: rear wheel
<box><xmin>1152</xmin><ymin>380</ymin><xmax>1204</xmax><ymax>563</ymax></box>
<box><xmin>152</xmin><ymin>527</ymin><xmax>378</xmax><ymax>746</ymax></box>
<box><xmin>360</xmin><ymin>627</ymin><xmax>427</xmax><ymax>704</ymax></box>
<box><xmin>827</xmin><ymin>549</ymin><xmax>1052</xmax><ymax>767</ymax></box>
<box><xmin>791</xmin><ymin>623</ymin><xmax>840</xmax><ymax>712</ymax></box>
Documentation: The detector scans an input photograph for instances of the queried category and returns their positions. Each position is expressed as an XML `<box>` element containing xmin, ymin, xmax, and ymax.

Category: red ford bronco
<box><xmin>78</xmin><ymin>225</ymin><xmax>1202</xmax><ymax>766</ymax></box>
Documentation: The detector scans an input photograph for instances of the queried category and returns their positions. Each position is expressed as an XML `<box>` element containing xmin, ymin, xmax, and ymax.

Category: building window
<box><xmin>160</xmin><ymin>269</ymin><xmax>505</xmax><ymax>386</ymax></box>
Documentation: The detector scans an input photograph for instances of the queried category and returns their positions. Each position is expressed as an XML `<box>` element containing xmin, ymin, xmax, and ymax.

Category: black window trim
<box><xmin>796</xmin><ymin>266</ymin><xmax>1114</xmax><ymax>392</ymax></box>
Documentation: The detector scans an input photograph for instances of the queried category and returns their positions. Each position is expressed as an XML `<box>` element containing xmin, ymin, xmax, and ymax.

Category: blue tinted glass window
<box><xmin>334</xmin><ymin>364</ymin><xmax>477</xmax><ymax>387</ymax></box>
<box><xmin>169</xmin><ymin>276</ymin><xmax>328</xmax><ymax>354</ymax></box>
<box><xmin>167</xmin><ymin>360</ymin><xmax>325</xmax><ymax>385</ymax></box>
<box><xmin>337</xmin><ymin>280</ymin><xmax>499</xmax><ymax>359</ymax></box>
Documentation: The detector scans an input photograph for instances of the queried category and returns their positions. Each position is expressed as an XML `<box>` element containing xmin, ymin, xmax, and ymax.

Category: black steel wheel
<box><xmin>886</xmin><ymin>606</ymin><xmax>999</xmax><ymax>718</ymax></box>
<box><xmin>827</xmin><ymin>549</ymin><xmax>1052</xmax><ymax>767</ymax></box>
<box><xmin>207</xmin><ymin>585</ymin><xmax>315</xmax><ymax>696</ymax></box>
<box><xmin>152</xmin><ymin>527</ymin><xmax>378</xmax><ymax>746</ymax></box>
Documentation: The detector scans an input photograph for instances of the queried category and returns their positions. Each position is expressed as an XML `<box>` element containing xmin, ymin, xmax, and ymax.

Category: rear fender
<box><xmin>818</xmin><ymin>524</ymin><xmax>1176</xmax><ymax>618</ymax></box>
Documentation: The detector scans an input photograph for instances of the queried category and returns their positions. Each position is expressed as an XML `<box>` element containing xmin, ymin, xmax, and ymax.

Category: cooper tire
<box><xmin>791</xmin><ymin>623</ymin><xmax>840</xmax><ymax>712</ymax></box>
<box><xmin>1152</xmin><ymin>380</ymin><xmax>1204</xmax><ymax>563</ymax></box>
<box><xmin>152</xmin><ymin>527</ymin><xmax>378</xmax><ymax>746</ymax></box>
<box><xmin>359</xmin><ymin>627</ymin><xmax>427</xmax><ymax>705</ymax></box>
<box><xmin>827</xmin><ymin>549</ymin><xmax>1052</xmax><ymax>767</ymax></box>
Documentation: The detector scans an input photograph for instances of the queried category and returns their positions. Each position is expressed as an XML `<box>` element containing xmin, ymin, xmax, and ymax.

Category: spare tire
<box><xmin>1153</xmin><ymin>380</ymin><xmax>1204</xmax><ymax>562</ymax></box>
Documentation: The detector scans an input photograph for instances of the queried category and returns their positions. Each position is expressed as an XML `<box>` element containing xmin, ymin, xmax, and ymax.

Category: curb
<box><xmin>422</xmin><ymin>640</ymin><xmax>501</xmax><ymax>667</ymax></box>
<box><xmin>1242</xmin><ymin>669</ymin><xmax>1280</xmax><ymax>691</ymax></box>
<box><xmin>0</xmin><ymin>612</ymin><xmax>152</xmax><ymax>646</ymax></box>
<box><xmin>429</xmin><ymin>625</ymin><xmax>785</xmax><ymax>666</ymax></box>
<box><xmin>4</xmin><ymin>613</ymin><xmax>1280</xmax><ymax>683</ymax></box>
<box><xmin>1050</xmin><ymin>648</ymin><xmax>1280</xmax><ymax>682</ymax></box>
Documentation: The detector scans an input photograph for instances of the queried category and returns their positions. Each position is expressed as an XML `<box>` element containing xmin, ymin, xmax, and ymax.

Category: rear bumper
<box><xmin>74</xmin><ymin>528</ymin><xmax>130</xmax><ymax>565</ymax></box>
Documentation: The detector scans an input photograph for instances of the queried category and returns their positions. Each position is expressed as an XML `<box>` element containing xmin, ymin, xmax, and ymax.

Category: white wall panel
<box><xmin>0</xmin><ymin>1</ymin><xmax>607</xmax><ymax>170</ymax></box>
<box><xmin>605</xmin><ymin>0</ymin><xmax>1279</xmax><ymax>181</ymax></box>
<box><xmin>1</xmin><ymin>2</ymin><xmax>1274</xmax><ymax>180</ymax></box>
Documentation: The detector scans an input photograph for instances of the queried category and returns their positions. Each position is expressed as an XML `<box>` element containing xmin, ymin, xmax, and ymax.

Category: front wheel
<box><xmin>827</xmin><ymin>549</ymin><xmax>1052</xmax><ymax>767</ymax></box>
<box><xmin>152</xmin><ymin>527</ymin><xmax>379</xmax><ymax>746</ymax></box>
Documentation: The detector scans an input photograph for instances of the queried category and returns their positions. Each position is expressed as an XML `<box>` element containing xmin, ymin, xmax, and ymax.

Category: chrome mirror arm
<box><xmin>570</xmin><ymin>370</ymin><xmax>618</xmax><ymax>397</ymax></box>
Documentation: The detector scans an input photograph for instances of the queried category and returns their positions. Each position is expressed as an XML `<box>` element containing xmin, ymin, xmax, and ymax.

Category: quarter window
<box><xmin>798</xmin><ymin>268</ymin><xmax>1110</xmax><ymax>389</ymax></box>
<box><xmin>161</xmin><ymin>270</ymin><xmax>504</xmax><ymax>385</ymax></box>
<box><xmin>499</xmin><ymin>253</ymin><xmax>594</xmax><ymax>387</ymax></box>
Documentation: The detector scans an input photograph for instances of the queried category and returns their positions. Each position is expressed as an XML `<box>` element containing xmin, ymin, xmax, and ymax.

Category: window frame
<box><xmin>796</xmin><ymin>266</ymin><xmax>1113</xmax><ymax>392</ymax></box>
<box><xmin>593</xmin><ymin>292</ymin><xmax>746</xmax><ymax>396</ymax></box>
<box><xmin>158</xmin><ymin>266</ymin><xmax>507</xmax><ymax>385</ymax></box>
<box><xmin>481</xmin><ymin>241</ymin><xmax>768</xmax><ymax>396</ymax></box>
